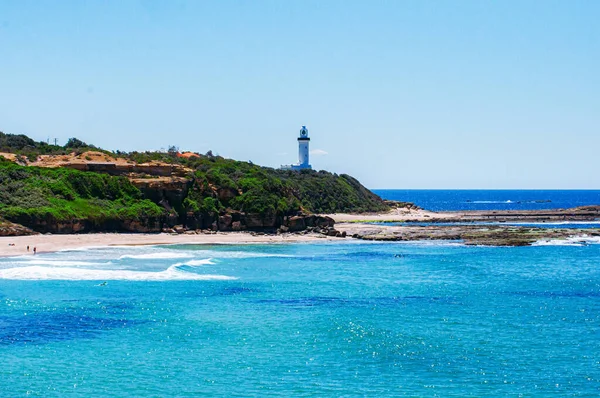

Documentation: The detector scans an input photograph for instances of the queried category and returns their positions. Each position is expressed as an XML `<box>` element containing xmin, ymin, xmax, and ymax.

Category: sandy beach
<box><xmin>0</xmin><ymin>231</ymin><xmax>337</xmax><ymax>257</ymax></box>
<box><xmin>326</xmin><ymin>207</ymin><xmax>451</xmax><ymax>222</ymax></box>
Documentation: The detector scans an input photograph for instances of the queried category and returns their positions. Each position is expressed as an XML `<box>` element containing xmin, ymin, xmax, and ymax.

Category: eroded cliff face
<box><xmin>130</xmin><ymin>177</ymin><xmax>191</xmax><ymax>211</ymax></box>
<box><xmin>4</xmin><ymin>217</ymin><xmax>165</xmax><ymax>234</ymax></box>
<box><xmin>175</xmin><ymin>209</ymin><xmax>334</xmax><ymax>234</ymax></box>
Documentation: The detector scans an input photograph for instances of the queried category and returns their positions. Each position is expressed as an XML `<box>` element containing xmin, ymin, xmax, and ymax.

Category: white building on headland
<box><xmin>281</xmin><ymin>125</ymin><xmax>312</xmax><ymax>170</ymax></box>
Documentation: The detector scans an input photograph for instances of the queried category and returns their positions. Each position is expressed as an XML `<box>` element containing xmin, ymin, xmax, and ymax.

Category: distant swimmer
<box><xmin>394</xmin><ymin>254</ymin><xmax>404</xmax><ymax>258</ymax></box>
<box><xmin>96</xmin><ymin>282</ymin><xmax>108</xmax><ymax>286</ymax></box>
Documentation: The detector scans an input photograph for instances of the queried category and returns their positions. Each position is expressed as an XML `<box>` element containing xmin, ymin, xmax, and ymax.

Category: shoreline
<box><xmin>0</xmin><ymin>232</ymin><xmax>338</xmax><ymax>257</ymax></box>
<box><xmin>2</xmin><ymin>206</ymin><xmax>599</xmax><ymax>255</ymax></box>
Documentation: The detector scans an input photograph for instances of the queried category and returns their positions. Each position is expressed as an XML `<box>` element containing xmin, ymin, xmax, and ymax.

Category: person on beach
<box><xmin>33</xmin><ymin>247</ymin><xmax>36</xmax><ymax>255</ymax></box>
<box><xmin>27</xmin><ymin>245</ymin><xmax>29</xmax><ymax>251</ymax></box>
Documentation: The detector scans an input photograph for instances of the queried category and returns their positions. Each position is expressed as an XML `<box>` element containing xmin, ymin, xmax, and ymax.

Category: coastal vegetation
<box><xmin>0</xmin><ymin>158</ymin><xmax>164</xmax><ymax>230</ymax></box>
<box><xmin>184</xmin><ymin>154</ymin><xmax>387</xmax><ymax>215</ymax></box>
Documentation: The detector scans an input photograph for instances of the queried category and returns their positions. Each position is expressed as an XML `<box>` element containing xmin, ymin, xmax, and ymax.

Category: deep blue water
<box><xmin>370</xmin><ymin>222</ymin><xmax>600</xmax><ymax>229</ymax></box>
<box><xmin>373</xmin><ymin>190</ymin><xmax>600</xmax><ymax>211</ymax></box>
<box><xmin>1</xmin><ymin>242</ymin><xmax>600</xmax><ymax>396</ymax></box>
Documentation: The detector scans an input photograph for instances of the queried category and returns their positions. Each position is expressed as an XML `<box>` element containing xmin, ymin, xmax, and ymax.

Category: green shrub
<box><xmin>0</xmin><ymin>163</ymin><xmax>166</xmax><ymax>226</ymax></box>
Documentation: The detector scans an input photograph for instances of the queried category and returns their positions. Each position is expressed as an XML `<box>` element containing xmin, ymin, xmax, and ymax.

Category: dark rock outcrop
<box><xmin>218</xmin><ymin>214</ymin><xmax>233</xmax><ymax>231</ymax></box>
<box><xmin>286</xmin><ymin>216</ymin><xmax>306</xmax><ymax>232</ymax></box>
<box><xmin>0</xmin><ymin>219</ymin><xmax>38</xmax><ymax>236</ymax></box>
<box><xmin>132</xmin><ymin>177</ymin><xmax>192</xmax><ymax>212</ymax></box>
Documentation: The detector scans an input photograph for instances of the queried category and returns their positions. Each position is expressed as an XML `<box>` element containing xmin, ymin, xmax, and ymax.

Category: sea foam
<box><xmin>11</xmin><ymin>259</ymin><xmax>112</xmax><ymax>267</ymax></box>
<box><xmin>0</xmin><ymin>265</ymin><xmax>236</xmax><ymax>281</ymax></box>
<box><xmin>173</xmin><ymin>259</ymin><xmax>215</xmax><ymax>267</ymax></box>
<box><xmin>200</xmin><ymin>251</ymin><xmax>293</xmax><ymax>259</ymax></box>
<box><xmin>119</xmin><ymin>252</ymin><xmax>195</xmax><ymax>260</ymax></box>
<box><xmin>532</xmin><ymin>235</ymin><xmax>600</xmax><ymax>246</ymax></box>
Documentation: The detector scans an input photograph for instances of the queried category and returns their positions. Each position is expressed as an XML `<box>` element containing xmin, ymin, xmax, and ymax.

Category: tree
<box><xmin>64</xmin><ymin>138</ymin><xmax>88</xmax><ymax>149</ymax></box>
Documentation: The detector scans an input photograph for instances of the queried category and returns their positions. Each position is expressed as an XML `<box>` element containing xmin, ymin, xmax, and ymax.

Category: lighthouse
<box><xmin>281</xmin><ymin>125</ymin><xmax>313</xmax><ymax>170</ymax></box>
<box><xmin>297</xmin><ymin>125</ymin><xmax>311</xmax><ymax>169</ymax></box>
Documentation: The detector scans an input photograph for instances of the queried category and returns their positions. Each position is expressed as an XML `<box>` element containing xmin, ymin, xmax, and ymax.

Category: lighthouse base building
<box><xmin>281</xmin><ymin>125</ymin><xmax>312</xmax><ymax>170</ymax></box>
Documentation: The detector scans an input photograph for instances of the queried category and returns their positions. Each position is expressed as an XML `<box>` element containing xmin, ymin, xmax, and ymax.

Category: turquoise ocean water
<box><xmin>1</xmin><ymin>241</ymin><xmax>600</xmax><ymax>396</ymax></box>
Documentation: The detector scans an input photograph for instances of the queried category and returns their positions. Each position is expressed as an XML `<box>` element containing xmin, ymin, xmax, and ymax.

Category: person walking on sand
<box><xmin>27</xmin><ymin>245</ymin><xmax>29</xmax><ymax>251</ymax></box>
<box><xmin>33</xmin><ymin>247</ymin><xmax>36</xmax><ymax>255</ymax></box>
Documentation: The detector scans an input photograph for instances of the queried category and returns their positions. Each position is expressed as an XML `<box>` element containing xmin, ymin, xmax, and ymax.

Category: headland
<box><xmin>1</xmin><ymin>131</ymin><xmax>598</xmax><ymax>249</ymax></box>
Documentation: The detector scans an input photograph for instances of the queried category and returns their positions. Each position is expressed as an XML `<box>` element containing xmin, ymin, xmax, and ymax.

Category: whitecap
<box><xmin>11</xmin><ymin>260</ymin><xmax>112</xmax><ymax>267</ymax></box>
<box><xmin>201</xmin><ymin>251</ymin><xmax>293</xmax><ymax>259</ymax></box>
<box><xmin>532</xmin><ymin>235</ymin><xmax>600</xmax><ymax>246</ymax></box>
<box><xmin>392</xmin><ymin>240</ymin><xmax>465</xmax><ymax>247</ymax></box>
<box><xmin>119</xmin><ymin>252</ymin><xmax>194</xmax><ymax>260</ymax></box>
<box><xmin>0</xmin><ymin>265</ymin><xmax>236</xmax><ymax>281</ymax></box>
<box><xmin>172</xmin><ymin>259</ymin><xmax>215</xmax><ymax>267</ymax></box>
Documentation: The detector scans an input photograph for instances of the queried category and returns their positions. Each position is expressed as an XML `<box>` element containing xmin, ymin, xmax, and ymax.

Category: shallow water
<box><xmin>1</xmin><ymin>242</ymin><xmax>599</xmax><ymax>396</ymax></box>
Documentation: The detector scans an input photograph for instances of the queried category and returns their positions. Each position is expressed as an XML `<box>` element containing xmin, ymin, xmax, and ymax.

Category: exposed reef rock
<box><xmin>416</xmin><ymin>206</ymin><xmax>600</xmax><ymax>223</ymax></box>
<box><xmin>341</xmin><ymin>223</ymin><xmax>600</xmax><ymax>247</ymax></box>
<box><xmin>383</xmin><ymin>200</ymin><xmax>421</xmax><ymax>210</ymax></box>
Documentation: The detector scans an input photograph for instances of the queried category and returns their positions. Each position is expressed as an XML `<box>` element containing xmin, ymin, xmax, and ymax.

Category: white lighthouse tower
<box><xmin>281</xmin><ymin>125</ymin><xmax>313</xmax><ymax>170</ymax></box>
<box><xmin>296</xmin><ymin>125</ymin><xmax>311</xmax><ymax>169</ymax></box>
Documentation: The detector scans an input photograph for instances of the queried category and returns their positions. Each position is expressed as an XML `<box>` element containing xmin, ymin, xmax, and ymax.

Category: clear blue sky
<box><xmin>1</xmin><ymin>0</ymin><xmax>598</xmax><ymax>188</ymax></box>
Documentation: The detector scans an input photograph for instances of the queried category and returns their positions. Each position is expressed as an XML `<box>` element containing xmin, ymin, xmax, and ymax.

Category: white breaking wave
<box><xmin>11</xmin><ymin>259</ymin><xmax>112</xmax><ymax>267</ymax></box>
<box><xmin>119</xmin><ymin>252</ymin><xmax>194</xmax><ymax>260</ymax></box>
<box><xmin>201</xmin><ymin>251</ymin><xmax>293</xmax><ymax>259</ymax></box>
<box><xmin>173</xmin><ymin>259</ymin><xmax>215</xmax><ymax>267</ymax></box>
<box><xmin>533</xmin><ymin>235</ymin><xmax>600</xmax><ymax>246</ymax></box>
<box><xmin>393</xmin><ymin>240</ymin><xmax>465</xmax><ymax>247</ymax></box>
<box><xmin>119</xmin><ymin>251</ymin><xmax>289</xmax><ymax>261</ymax></box>
<box><xmin>0</xmin><ymin>265</ymin><xmax>237</xmax><ymax>281</ymax></box>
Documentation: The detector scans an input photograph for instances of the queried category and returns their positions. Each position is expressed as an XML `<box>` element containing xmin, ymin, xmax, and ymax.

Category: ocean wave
<box><xmin>392</xmin><ymin>240</ymin><xmax>465</xmax><ymax>247</ymax></box>
<box><xmin>172</xmin><ymin>259</ymin><xmax>215</xmax><ymax>267</ymax></box>
<box><xmin>10</xmin><ymin>259</ymin><xmax>113</xmax><ymax>267</ymax></box>
<box><xmin>532</xmin><ymin>235</ymin><xmax>600</xmax><ymax>246</ymax></box>
<box><xmin>57</xmin><ymin>246</ymin><xmax>119</xmax><ymax>252</ymax></box>
<box><xmin>119</xmin><ymin>252</ymin><xmax>194</xmax><ymax>260</ymax></box>
<box><xmin>202</xmin><ymin>251</ymin><xmax>293</xmax><ymax>259</ymax></box>
<box><xmin>0</xmin><ymin>265</ymin><xmax>236</xmax><ymax>281</ymax></box>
